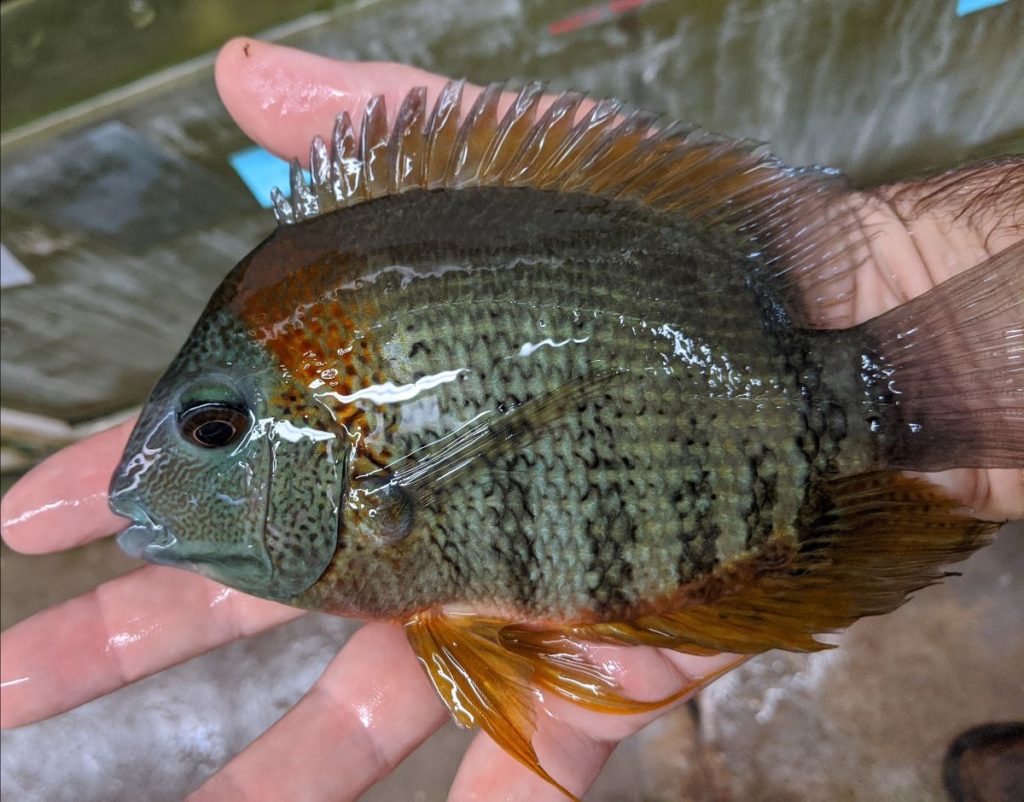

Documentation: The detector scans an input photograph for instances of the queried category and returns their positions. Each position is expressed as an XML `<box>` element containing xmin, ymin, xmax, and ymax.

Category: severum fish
<box><xmin>109</xmin><ymin>82</ymin><xmax>1023</xmax><ymax>796</ymax></box>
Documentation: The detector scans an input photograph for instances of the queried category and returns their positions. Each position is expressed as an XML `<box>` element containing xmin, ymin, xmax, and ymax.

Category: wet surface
<box><xmin>3</xmin><ymin>0</ymin><xmax>1022</xmax><ymax>422</ymax></box>
<box><xmin>2</xmin><ymin>0</ymin><xmax>1021</xmax><ymax>799</ymax></box>
<box><xmin>2</xmin><ymin>523</ymin><xmax>1020</xmax><ymax>800</ymax></box>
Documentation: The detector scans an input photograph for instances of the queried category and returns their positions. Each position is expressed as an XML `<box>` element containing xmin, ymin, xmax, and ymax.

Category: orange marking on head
<box><xmin>228</xmin><ymin>245</ymin><xmax>385</xmax><ymax>436</ymax></box>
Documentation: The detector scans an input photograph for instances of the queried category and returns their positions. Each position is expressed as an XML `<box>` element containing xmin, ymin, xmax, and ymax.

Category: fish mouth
<box><xmin>110</xmin><ymin>499</ymin><xmax>177</xmax><ymax>562</ymax></box>
<box><xmin>116</xmin><ymin>522</ymin><xmax>177</xmax><ymax>560</ymax></box>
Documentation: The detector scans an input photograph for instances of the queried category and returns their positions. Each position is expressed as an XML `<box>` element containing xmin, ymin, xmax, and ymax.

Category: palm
<box><xmin>1</xmin><ymin>39</ymin><xmax>1020</xmax><ymax>802</ymax></box>
<box><xmin>0</xmin><ymin>420</ymin><xmax>734</xmax><ymax>799</ymax></box>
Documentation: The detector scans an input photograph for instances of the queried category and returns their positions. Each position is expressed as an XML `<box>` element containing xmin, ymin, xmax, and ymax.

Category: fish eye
<box><xmin>178</xmin><ymin>401</ymin><xmax>250</xmax><ymax>449</ymax></box>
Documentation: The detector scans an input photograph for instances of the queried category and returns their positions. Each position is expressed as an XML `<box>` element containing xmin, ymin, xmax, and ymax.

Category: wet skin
<box><xmin>2</xmin><ymin>40</ymin><xmax>1021</xmax><ymax>802</ymax></box>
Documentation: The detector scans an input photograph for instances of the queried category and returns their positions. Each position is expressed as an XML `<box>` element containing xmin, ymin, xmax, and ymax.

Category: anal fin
<box><xmin>404</xmin><ymin>473</ymin><xmax>997</xmax><ymax>799</ymax></box>
<box><xmin>568</xmin><ymin>471</ymin><xmax>999</xmax><ymax>654</ymax></box>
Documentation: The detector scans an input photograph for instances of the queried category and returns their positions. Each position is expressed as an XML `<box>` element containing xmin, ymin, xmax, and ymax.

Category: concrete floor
<box><xmin>2</xmin><ymin>522</ymin><xmax>1021</xmax><ymax>801</ymax></box>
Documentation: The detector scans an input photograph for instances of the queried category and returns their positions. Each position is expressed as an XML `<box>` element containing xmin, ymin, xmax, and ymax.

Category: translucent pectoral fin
<box><xmin>391</xmin><ymin>370</ymin><xmax>626</xmax><ymax>510</ymax></box>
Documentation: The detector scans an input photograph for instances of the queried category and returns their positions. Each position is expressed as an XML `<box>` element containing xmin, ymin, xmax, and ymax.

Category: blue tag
<box><xmin>229</xmin><ymin>146</ymin><xmax>309</xmax><ymax>208</ymax></box>
<box><xmin>1</xmin><ymin>243</ymin><xmax>35</xmax><ymax>289</ymax></box>
<box><xmin>956</xmin><ymin>0</ymin><xmax>1009</xmax><ymax>16</ymax></box>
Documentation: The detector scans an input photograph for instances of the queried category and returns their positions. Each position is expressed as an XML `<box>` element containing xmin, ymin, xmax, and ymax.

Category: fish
<box><xmin>108</xmin><ymin>81</ymin><xmax>1023</xmax><ymax>798</ymax></box>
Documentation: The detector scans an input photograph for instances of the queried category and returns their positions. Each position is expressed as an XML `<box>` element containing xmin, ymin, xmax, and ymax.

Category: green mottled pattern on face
<box><xmin>110</xmin><ymin>305</ymin><xmax>344</xmax><ymax>600</ymax></box>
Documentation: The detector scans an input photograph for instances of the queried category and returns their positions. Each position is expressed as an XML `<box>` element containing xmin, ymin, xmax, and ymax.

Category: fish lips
<box><xmin>110</xmin><ymin>497</ymin><xmax>276</xmax><ymax>593</ymax></box>
<box><xmin>116</xmin><ymin>522</ymin><xmax>177</xmax><ymax>561</ymax></box>
<box><xmin>111</xmin><ymin>499</ymin><xmax>179</xmax><ymax>563</ymax></box>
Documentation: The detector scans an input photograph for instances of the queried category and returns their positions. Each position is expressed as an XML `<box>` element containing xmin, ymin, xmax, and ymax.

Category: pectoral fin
<box><xmin>390</xmin><ymin>369</ymin><xmax>625</xmax><ymax>509</ymax></box>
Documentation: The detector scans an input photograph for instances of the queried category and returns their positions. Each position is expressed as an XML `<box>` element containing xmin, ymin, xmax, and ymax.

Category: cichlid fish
<box><xmin>109</xmin><ymin>82</ymin><xmax>1023</xmax><ymax>796</ymax></box>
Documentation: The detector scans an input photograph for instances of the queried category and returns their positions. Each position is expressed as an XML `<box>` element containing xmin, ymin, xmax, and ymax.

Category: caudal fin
<box><xmin>861</xmin><ymin>241</ymin><xmax>1023</xmax><ymax>471</ymax></box>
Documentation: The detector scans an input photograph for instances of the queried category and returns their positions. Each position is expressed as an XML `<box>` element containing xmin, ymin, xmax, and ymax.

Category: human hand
<box><xmin>2</xmin><ymin>38</ymin><xmax>1021</xmax><ymax>802</ymax></box>
<box><xmin>0</xmin><ymin>415</ymin><xmax>739</xmax><ymax>802</ymax></box>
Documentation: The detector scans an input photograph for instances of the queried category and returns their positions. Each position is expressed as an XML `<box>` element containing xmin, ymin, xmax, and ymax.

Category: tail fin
<box><xmin>861</xmin><ymin>240</ymin><xmax>1023</xmax><ymax>471</ymax></box>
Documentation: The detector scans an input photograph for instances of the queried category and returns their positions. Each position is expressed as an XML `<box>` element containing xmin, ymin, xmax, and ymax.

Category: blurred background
<box><xmin>1</xmin><ymin>0</ymin><xmax>1022</xmax><ymax>800</ymax></box>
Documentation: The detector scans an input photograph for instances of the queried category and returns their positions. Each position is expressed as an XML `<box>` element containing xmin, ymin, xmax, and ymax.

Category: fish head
<box><xmin>109</xmin><ymin>303</ymin><xmax>344</xmax><ymax>602</ymax></box>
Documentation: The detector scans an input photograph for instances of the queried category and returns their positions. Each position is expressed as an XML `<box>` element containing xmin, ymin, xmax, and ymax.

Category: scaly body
<box><xmin>109</xmin><ymin>82</ymin><xmax>1021</xmax><ymax>798</ymax></box>
<box><xmin>246</xmin><ymin>187</ymin><xmax>870</xmax><ymax>620</ymax></box>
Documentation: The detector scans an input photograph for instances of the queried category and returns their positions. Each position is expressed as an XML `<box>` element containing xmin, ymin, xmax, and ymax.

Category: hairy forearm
<box><xmin>856</xmin><ymin>157</ymin><xmax>1024</xmax><ymax>303</ymax></box>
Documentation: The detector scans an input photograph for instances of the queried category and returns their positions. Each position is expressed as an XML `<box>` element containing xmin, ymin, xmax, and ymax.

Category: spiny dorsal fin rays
<box><xmin>389</xmin><ymin>85</ymin><xmax>428</xmax><ymax>193</ymax></box>
<box><xmin>273</xmin><ymin>81</ymin><xmax>869</xmax><ymax>326</ymax></box>
<box><xmin>481</xmin><ymin>81</ymin><xmax>546</xmax><ymax>185</ymax></box>
<box><xmin>505</xmin><ymin>88</ymin><xmax>586</xmax><ymax>187</ymax></box>
<box><xmin>333</xmin><ymin>110</ymin><xmax>361</xmax><ymax>202</ymax></box>
<box><xmin>425</xmin><ymin>79</ymin><xmax>466</xmax><ymax>189</ymax></box>
<box><xmin>361</xmin><ymin>94</ymin><xmax>391</xmax><ymax>198</ymax></box>
<box><xmin>449</xmin><ymin>81</ymin><xmax>505</xmax><ymax>187</ymax></box>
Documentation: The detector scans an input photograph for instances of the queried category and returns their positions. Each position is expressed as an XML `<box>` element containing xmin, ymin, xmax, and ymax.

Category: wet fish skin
<box><xmin>242</xmin><ymin>185</ymin><xmax>864</xmax><ymax>621</ymax></box>
<box><xmin>107</xmin><ymin>81</ymin><xmax>1021</xmax><ymax>798</ymax></box>
<box><xmin>110</xmin><ymin>293</ymin><xmax>345</xmax><ymax>601</ymax></box>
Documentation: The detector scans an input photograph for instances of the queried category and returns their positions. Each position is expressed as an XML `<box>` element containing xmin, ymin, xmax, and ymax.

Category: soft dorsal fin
<box><xmin>272</xmin><ymin>81</ymin><xmax>870</xmax><ymax>326</ymax></box>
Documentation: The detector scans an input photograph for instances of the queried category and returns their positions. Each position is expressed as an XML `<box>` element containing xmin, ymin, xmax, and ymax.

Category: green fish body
<box><xmin>264</xmin><ymin>185</ymin><xmax>869</xmax><ymax>622</ymax></box>
<box><xmin>109</xmin><ymin>82</ymin><xmax>1022</xmax><ymax>797</ymax></box>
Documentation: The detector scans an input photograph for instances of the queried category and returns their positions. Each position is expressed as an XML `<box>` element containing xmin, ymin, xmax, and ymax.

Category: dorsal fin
<box><xmin>273</xmin><ymin>81</ymin><xmax>869</xmax><ymax>326</ymax></box>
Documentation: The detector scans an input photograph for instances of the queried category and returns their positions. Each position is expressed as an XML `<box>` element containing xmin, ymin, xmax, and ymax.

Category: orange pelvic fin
<box><xmin>404</xmin><ymin>612</ymin><xmax>579</xmax><ymax>800</ymax></box>
<box><xmin>403</xmin><ymin>609</ymin><xmax>735</xmax><ymax>800</ymax></box>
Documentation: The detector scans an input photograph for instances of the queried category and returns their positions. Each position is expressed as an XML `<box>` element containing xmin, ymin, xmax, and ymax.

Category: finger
<box><xmin>0</xmin><ymin>566</ymin><xmax>299</xmax><ymax>728</ymax></box>
<box><xmin>916</xmin><ymin>467</ymin><xmax>1024</xmax><ymax>522</ymax></box>
<box><xmin>215</xmin><ymin>38</ymin><xmax>456</xmax><ymax>165</ymax></box>
<box><xmin>1</xmin><ymin>420</ymin><xmax>135</xmax><ymax>554</ymax></box>
<box><xmin>449</xmin><ymin>646</ymin><xmax>740</xmax><ymax>800</ymax></box>
<box><xmin>451</xmin><ymin>729</ymin><xmax>611</xmax><ymax>802</ymax></box>
<box><xmin>189</xmin><ymin>622</ymin><xmax>448</xmax><ymax>802</ymax></box>
<box><xmin>214</xmin><ymin>38</ymin><xmax>583</xmax><ymax>167</ymax></box>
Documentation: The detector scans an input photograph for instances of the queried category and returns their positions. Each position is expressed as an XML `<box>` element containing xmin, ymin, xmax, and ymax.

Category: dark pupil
<box><xmin>179</xmin><ymin>402</ymin><xmax>248</xmax><ymax>449</ymax></box>
<box><xmin>194</xmin><ymin>419</ymin><xmax>236</xmax><ymax>447</ymax></box>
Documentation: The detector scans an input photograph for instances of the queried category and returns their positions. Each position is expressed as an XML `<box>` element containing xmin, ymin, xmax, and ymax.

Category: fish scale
<box><xmin>291</xmin><ymin>188</ymin><xmax>818</xmax><ymax>620</ymax></box>
<box><xmin>109</xmin><ymin>81</ymin><xmax>1020</xmax><ymax>798</ymax></box>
